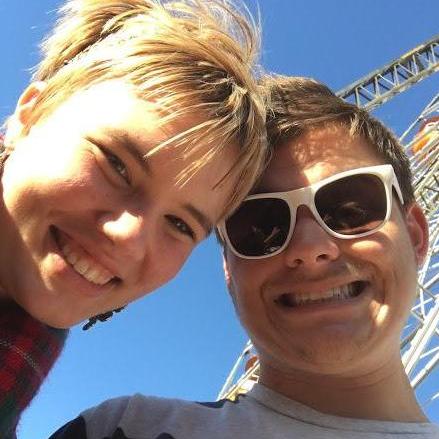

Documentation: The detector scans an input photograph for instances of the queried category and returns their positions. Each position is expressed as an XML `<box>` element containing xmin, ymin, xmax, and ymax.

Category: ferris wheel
<box><xmin>218</xmin><ymin>35</ymin><xmax>439</xmax><ymax>412</ymax></box>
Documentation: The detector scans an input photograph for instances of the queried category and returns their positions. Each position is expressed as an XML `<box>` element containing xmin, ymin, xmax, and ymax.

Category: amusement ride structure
<box><xmin>218</xmin><ymin>35</ymin><xmax>439</xmax><ymax>412</ymax></box>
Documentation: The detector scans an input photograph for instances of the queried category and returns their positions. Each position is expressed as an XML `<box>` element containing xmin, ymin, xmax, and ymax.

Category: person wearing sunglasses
<box><xmin>0</xmin><ymin>1</ymin><xmax>267</xmax><ymax>437</ymax></box>
<box><xmin>218</xmin><ymin>75</ymin><xmax>438</xmax><ymax>437</ymax></box>
<box><xmin>48</xmin><ymin>77</ymin><xmax>438</xmax><ymax>439</ymax></box>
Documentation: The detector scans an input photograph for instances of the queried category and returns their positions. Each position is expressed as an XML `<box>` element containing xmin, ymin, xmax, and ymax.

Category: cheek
<box><xmin>349</xmin><ymin>229</ymin><xmax>418</xmax><ymax>320</ymax></box>
<box><xmin>348</xmin><ymin>225</ymin><xmax>415</xmax><ymax>274</ymax></box>
<box><xmin>135</xmin><ymin>240</ymin><xmax>192</xmax><ymax>295</ymax></box>
<box><xmin>6</xmin><ymin>145</ymin><xmax>64</xmax><ymax>186</ymax></box>
<box><xmin>5</xmin><ymin>147</ymin><xmax>106</xmax><ymax>206</ymax></box>
<box><xmin>227</xmin><ymin>258</ymin><xmax>267</xmax><ymax>318</ymax></box>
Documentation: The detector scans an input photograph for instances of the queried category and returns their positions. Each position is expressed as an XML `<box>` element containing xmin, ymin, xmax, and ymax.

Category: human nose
<box><xmin>98</xmin><ymin>210</ymin><xmax>148</xmax><ymax>262</ymax></box>
<box><xmin>283</xmin><ymin>206</ymin><xmax>340</xmax><ymax>269</ymax></box>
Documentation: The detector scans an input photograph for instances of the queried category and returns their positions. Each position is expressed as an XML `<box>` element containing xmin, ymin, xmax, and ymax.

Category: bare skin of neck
<box><xmin>259</xmin><ymin>354</ymin><xmax>428</xmax><ymax>423</ymax></box>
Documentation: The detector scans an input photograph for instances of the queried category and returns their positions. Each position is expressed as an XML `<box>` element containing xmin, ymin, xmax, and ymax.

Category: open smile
<box><xmin>275</xmin><ymin>280</ymin><xmax>368</xmax><ymax>309</ymax></box>
<box><xmin>50</xmin><ymin>226</ymin><xmax>120</xmax><ymax>287</ymax></box>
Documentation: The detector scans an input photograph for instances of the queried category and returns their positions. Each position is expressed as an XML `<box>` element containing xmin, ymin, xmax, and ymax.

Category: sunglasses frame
<box><xmin>218</xmin><ymin>164</ymin><xmax>404</xmax><ymax>260</ymax></box>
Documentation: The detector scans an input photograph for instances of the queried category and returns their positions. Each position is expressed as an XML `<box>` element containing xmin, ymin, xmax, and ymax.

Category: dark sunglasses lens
<box><xmin>315</xmin><ymin>174</ymin><xmax>387</xmax><ymax>236</ymax></box>
<box><xmin>225</xmin><ymin>198</ymin><xmax>291</xmax><ymax>257</ymax></box>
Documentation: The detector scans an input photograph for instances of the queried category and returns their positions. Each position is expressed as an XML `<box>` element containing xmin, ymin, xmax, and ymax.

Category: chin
<box><xmin>44</xmin><ymin>317</ymin><xmax>76</xmax><ymax>330</ymax></box>
<box><xmin>267</xmin><ymin>336</ymin><xmax>371</xmax><ymax>375</ymax></box>
<box><xmin>16</xmin><ymin>296</ymin><xmax>80</xmax><ymax>329</ymax></box>
<box><xmin>31</xmin><ymin>309</ymin><xmax>77</xmax><ymax>329</ymax></box>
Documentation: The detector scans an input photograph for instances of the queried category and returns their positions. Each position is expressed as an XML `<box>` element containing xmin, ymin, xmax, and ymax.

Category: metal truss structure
<box><xmin>337</xmin><ymin>35</ymin><xmax>439</xmax><ymax>111</ymax></box>
<box><xmin>401</xmin><ymin>93</ymin><xmax>439</xmax><ymax>409</ymax></box>
<box><xmin>218</xmin><ymin>37</ymin><xmax>439</xmax><ymax>412</ymax></box>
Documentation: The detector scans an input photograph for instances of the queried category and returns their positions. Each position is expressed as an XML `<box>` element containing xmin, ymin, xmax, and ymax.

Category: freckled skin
<box><xmin>0</xmin><ymin>80</ymin><xmax>237</xmax><ymax>328</ymax></box>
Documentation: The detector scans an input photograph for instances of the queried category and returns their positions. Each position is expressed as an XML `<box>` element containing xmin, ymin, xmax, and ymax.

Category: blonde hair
<box><xmin>14</xmin><ymin>0</ymin><xmax>268</xmax><ymax>217</ymax></box>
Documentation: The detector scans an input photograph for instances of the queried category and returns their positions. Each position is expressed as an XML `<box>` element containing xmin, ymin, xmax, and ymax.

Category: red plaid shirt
<box><xmin>0</xmin><ymin>302</ymin><xmax>68</xmax><ymax>438</ymax></box>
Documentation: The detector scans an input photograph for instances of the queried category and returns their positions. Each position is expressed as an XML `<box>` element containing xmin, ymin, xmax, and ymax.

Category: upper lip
<box><xmin>53</xmin><ymin>226</ymin><xmax>123</xmax><ymax>280</ymax></box>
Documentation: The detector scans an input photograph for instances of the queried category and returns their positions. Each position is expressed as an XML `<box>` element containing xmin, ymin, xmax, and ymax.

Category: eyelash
<box><xmin>102</xmin><ymin>148</ymin><xmax>130</xmax><ymax>184</ymax></box>
<box><xmin>166</xmin><ymin>215</ymin><xmax>195</xmax><ymax>241</ymax></box>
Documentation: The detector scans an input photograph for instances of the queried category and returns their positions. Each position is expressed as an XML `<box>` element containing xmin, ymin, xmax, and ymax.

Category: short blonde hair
<box><xmin>14</xmin><ymin>0</ymin><xmax>268</xmax><ymax>217</ymax></box>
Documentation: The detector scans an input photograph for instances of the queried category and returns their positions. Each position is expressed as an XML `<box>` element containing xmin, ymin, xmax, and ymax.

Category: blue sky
<box><xmin>1</xmin><ymin>1</ymin><xmax>438</xmax><ymax>437</ymax></box>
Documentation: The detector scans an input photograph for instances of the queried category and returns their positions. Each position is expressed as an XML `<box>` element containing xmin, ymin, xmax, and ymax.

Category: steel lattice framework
<box><xmin>337</xmin><ymin>35</ymin><xmax>439</xmax><ymax>111</ymax></box>
<box><xmin>218</xmin><ymin>37</ymin><xmax>439</xmax><ymax>412</ymax></box>
<box><xmin>401</xmin><ymin>93</ymin><xmax>439</xmax><ymax>409</ymax></box>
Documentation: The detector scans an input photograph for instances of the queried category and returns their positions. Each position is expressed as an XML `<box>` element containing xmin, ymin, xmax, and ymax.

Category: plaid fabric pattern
<box><xmin>0</xmin><ymin>302</ymin><xmax>68</xmax><ymax>438</ymax></box>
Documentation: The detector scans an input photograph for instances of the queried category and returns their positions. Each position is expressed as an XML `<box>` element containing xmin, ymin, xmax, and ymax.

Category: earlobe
<box><xmin>405</xmin><ymin>203</ymin><xmax>429</xmax><ymax>267</ymax></box>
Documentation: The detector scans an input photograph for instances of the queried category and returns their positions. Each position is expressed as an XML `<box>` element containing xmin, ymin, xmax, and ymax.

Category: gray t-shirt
<box><xmin>49</xmin><ymin>384</ymin><xmax>439</xmax><ymax>438</ymax></box>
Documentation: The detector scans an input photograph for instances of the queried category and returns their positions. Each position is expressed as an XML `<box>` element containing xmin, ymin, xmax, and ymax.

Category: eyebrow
<box><xmin>183</xmin><ymin>203</ymin><xmax>213</xmax><ymax>237</ymax></box>
<box><xmin>89</xmin><ymin>131</ymin><xmax>152</xmax><ymax>175</ymax></box>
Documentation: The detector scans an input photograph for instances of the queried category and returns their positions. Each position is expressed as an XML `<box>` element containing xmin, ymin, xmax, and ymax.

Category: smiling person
<box><xmin>46</xmin><ymin>81</ymin><xmax>439</xmax><ymax>439</ymax></box>
<box><xmin>218</xmin><ymin>76</ymin><xmax>439</xmax><ymax>437</ymax></box>
<box><xmin>0</xmin><ymin>0</ymin><xmax>267</xmax><ymax>436</ymax></box>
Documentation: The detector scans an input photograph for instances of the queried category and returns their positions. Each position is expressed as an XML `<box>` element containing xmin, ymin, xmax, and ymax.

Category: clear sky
<box><xmin>1</xmin><ymin>1</ymin><xmax>438</xmax><ymax>438</ymax></box>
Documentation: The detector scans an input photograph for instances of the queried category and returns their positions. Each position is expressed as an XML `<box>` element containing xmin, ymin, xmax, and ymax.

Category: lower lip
<box><xmin>49</xmin><ymin>226</ymin><xmax>114</xmax><ymax>298</ymax></box>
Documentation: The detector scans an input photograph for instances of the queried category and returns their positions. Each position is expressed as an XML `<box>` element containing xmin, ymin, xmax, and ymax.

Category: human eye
<box><xmin>166</xmin><ymin>214</ymin><xmax>195</xmax><ymax>241</ymax></box>
<box><xmin>101</xmin><ymin>148</ymin><xmax>130</xmax><ymax>184</ymax></box>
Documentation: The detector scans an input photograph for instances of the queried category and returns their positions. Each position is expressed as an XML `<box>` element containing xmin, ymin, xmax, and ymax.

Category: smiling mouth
<box><xmin>51</xmin><ymin>226</ymin><xmax>120</xmax><ymax>287</ymax></box>
<box><xmin>275</xmin><ymin>281</ymin><xmax>368</xmax><ymax>308</ymax></box>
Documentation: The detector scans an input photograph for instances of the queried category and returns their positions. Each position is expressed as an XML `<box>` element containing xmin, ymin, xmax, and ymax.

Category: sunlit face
<box><xmin>1</xmin><ymin>80</ymin><xmax>237</xmax><ymax>328</ymax></box>
<box><xmin>224</xmin><ymin>124</ymin><xmax>427</xmax><ymax>378</ymax></box>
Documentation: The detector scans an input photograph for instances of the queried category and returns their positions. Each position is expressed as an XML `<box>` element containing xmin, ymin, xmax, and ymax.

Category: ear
<box><xmin>404</xmin><ymin>202</ymin><xmax>429</xmax><ymax>267</ymax></box>
<box><xmin>4</xmin><ymin>82</ymin><xmax>47</xmax><ymax>146</ymax></box>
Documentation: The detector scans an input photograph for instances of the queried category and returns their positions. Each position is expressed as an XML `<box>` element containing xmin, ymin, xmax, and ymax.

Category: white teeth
<box><xmin>61</xmin><ymin>244</ymin><xmax>113</xmax><ymax>286</ymax></box>
<box><xmin>286</xmin><ymin>283</ymin><xmax>357</xmax><ymax>307</ymax></box>
<box><xmin>75</xmin><ymin>260</ymin><xmax>89</xmax><ymax>275</ymax></box>
<box><xmin>66</xmin><ymin>252</ymin><xmax>79</xmax><ymax>265</ymax></box>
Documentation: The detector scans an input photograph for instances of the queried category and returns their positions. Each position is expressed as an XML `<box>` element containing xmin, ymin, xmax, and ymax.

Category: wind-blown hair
<box><xmin>261</xmin><ymin>75</ymin><xmax>414</xmax><ymax>205</ymax></box>
<box><xmin>7</xmin><ymin>0</ymin><xmax>268</xmax><ymax>217</ymax></box>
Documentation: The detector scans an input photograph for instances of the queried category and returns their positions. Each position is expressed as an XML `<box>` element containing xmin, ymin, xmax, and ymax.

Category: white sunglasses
<box><xmin>218</xmin><ymin>164</ymin><xmax>404</xmax><ymax>259</ymax></box>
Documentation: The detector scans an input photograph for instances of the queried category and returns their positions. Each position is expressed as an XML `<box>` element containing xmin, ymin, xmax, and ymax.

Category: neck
<box><xmin>259</xmin><ymin>355</ymin><xmax>428</xmax><ymax>423</ymax></box>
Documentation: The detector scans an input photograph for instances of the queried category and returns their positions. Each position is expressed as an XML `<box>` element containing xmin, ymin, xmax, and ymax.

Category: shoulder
<box><xmin>49</xmin><ymin>396</ymin><xmax>132</xmax><ymax>439</ymax></box>
<box><xmin>49</xmin><ymin>393</ymin><xmax>252</xmax><ymax>439</ymax></box>
<box><xmin>108</xmin><ymin>393</ymin><xmax>248</xmax><ymax>426</ymax></box>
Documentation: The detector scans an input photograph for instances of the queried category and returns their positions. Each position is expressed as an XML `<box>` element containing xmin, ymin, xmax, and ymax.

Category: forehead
<box><xmin>259</xmin><ymin>124</ymin><xmax>383</xmax><ymax>193</ymax></box>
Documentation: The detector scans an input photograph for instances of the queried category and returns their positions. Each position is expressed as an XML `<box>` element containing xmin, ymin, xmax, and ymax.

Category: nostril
<box><xmin>284</xmin><ymin>257</ymin><xmax>303</xmax><ymax>269</ymax></box>
<box><xmin>111</xmin><ymin>276</ymin><xmax>122</xmax><ymax>286</ymax></box>
<box><xmin>316</xmin><ymin>254</ymin><xmax>330</xmax><ymax>261</ymax></box>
